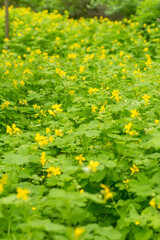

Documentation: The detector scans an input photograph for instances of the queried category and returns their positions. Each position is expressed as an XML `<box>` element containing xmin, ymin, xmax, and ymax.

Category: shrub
<box><xmin>105</xmin><ymin>0</ymin><xmax>141</xmax><ymax>20</ymax></box>
<box><xmin>135</xmin><ymin>0</ymin><xmax>160</xmax><ymax>25</ymax></box>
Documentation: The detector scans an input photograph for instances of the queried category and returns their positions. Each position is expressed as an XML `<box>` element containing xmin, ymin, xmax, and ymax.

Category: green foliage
<box><xmin>135</xmin><ymin>0</ymin><xmax>160</xmax><ymax>25</ymax></box>
<box><xmin>1</xmin><ymin>0</ymin><xmax>160</xmax><ymax>21</ymax></box>
<box><xmin>105</xmin><ymin>0</ymin><xmax>141</xmax><ymax>19</ymax></box>
<box><xmin>0</xmin><ymin>6</ymin><xmax>160</xmax><ymax>240</ymax></box>
<box><xmin>0</xmin><ymin>0</ymin><xmax>106</xmax><ymax>17</ymax></box>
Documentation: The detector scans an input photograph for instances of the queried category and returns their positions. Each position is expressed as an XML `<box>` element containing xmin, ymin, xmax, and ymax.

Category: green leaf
<box><xmin>128</xmin><ymin>175</ymin><xmax>153</xmax><ymax>197</ymax></box>
<box><xmin>29</xmin><ymin>219</ymin><xmax>66</xmax><ymax>233</ymax></box>
<box><xmin>134</xmin><ymin>228</ymin><xmax>153</xmax><ymax>240</ymax></box>
<box><xmin>0</xmin><ymin>195</ymin><xmax>17</xmax><ymax>204</ymax></box>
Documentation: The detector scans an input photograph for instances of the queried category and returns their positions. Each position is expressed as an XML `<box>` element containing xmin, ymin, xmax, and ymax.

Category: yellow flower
<box><xmin>12</xmin><ymin>80</ymin><xmax>18</xmax><ymax>88</ymax></box>
<box><xmin>130</xmin><ymin>164</ymin><xmax>139</xmax><ymax>175</ymax></box>
<box><xmin>99</xmin><ymin>105</ymin><xmax>105</xmax><ymax>113</ymax></box>
<box><xmin>149</xmin><ymin>198</ymin><xmax>156</xmax><ymax>208</ymax></box>
<box><xmin>55</xmin><ymin>129</ymin><xmax>63</xmax><ymax>137</ymax></box>
<box><xmin>6</xmin><ymin>126</ymin><xmax>13</xmax><ymax>135</ymax></box>
<box><xmin>135</xmin><ymin>221</ymin><xmax>140</xmax><ymax>225</ymax></box>
<box><xmin>1</xmin><ymin>101</ymin><xmax>10</xmax><ymax>109</ymax></box>
<box><xmin>31</xmin><ymin>207</ymin><xmax>37</xmax><ymax>210</ymax></box>
<box><xmin>40</xmin><ymin>110</ymin><xmax>46</xmax><ymax>117</ymax></box>
<box><xmin>110</xmin><ymin>90</ymin><xmax>122</xmax><ymax>102</ymax></box>
<box><xmin>68</xmin><ymin>53</ymin><xmax>77</xmax><ymax>59</ymax></box>
<box><xmin>23</xmin><ymin>100</ymin><xmax>27</xmax><ymax>105</ymax></box>
<box><xmin>48</xmin><ymin>110</ymin><xmax>56</xmax><ymax>116</ymax></box>
<box><xmin>130</xmin><ymin>109</ymin><xmax>139</xmax><ymax>118</ymax></box>
<box><xmin>16</xmin><ymin>188</ymin><xmax>30</xmax><ymax>201</ymax></box>
<box><xmin>35</xmin><ymin>133</ymin><xmax>48</xmax><ymax>147</ymax></box>
<box><xmin>74</xmin><ymin>228</ymin><xmax>85</xmax><ymax>239</ymax></box>
<box><xmin>4</xmin><ymin>38</ymin><xmax>9</xmax><ymax>42</ymax></box>
<box><xmin>47</xmin><ymin>166</ymin><xmax>61</xmax><ymax>177</ymax></box>
<box><xmin>52</xmin><ymin>104</ymin><xmax>63</xmax><ymax>113</ymax></box>
<box><xmin>12</xmin><ymin>124</ymin><xmax>22</xmax><ymax>134</ymax></box>
<box><xmin>142</xmin><ymin>94</ymin><xmax>151</xmax><ymax>102</ymax></box>
<box><xmin>79</xmin><ymin>189</ymin><xmax>84</xmax><ymax>193</ymax></box>
<box><xmin>144</xmin><ymin>47</ymin><xmax>148</xmax><ymax>52</ymax></box>
<box><xmin>88</xmin><ymin>160</ymin><xmax>99</xmax><ymax>172</ymax></box>
<box><xmin>56</xmin><ymin>68</ymin><xmax>66</xmax><ymax>77</ymax></box>
<box><xmin>88</xmin><ymin>88</ymin><xmax>98</xmax><ymax>94</ymax></box>
<box><xmin>0</xmin><ymin>174</ymin><xmax>8</xmax><ymax>185</ymax></box>
<box><xmin>0</xmin><ymin>184</ymin><xmax>4</xmax><ymax>193</ymax></box>
<box><xmin>155</xmin><ymin>119</ymin><xmax>159</xmax><ymax>124</ymax></box>
<box><xmin>70</xmin><ymin>75</ymin><xmax>77</xmax><ymax>81</ymax></box>
<box><xmin>6</xmin><ymin>124</ymin><xmax>22</xmax><ymax>136</ymax></box>
<box><xmin>91</xmin><ymin>106</ymin><xmax>97</xmax><ymax>112</ymax></box>
<box><xmin>123</xmin><ymin>179</ymin><xmax>130</xmax><ymax>183</ymax></box>
<box><xmin>100</xmin><ymin>184</ymin><xmax>113</xmax><ymax>201</ymax></box>
<box><xmin>48</xmin><ymin>136</ymin><xmax>54</xmax><ymax>143</ymax></box>
<box><xmin>120</xmin><ymin>51</ymin><xmax>124</xmax><ymax>57</ymax></box>
<box><xmin>79</xmin><ymin>65</ymin><xmax>85</xmax><ymax>73</ymax></box>
<box><xmin>69</xmin><ymin>89</ymin><xmax>75</xmax><ymax>95</ymax></box>
<box><xmin>40</xmin><ymin>152</ymin><xmax>46</xmax><ymax>166</ymax></box>
<box><xmin>33</xmin><ymin>104</ymin><xmax>40</xmax><ymax>110</ymax></box>
<box><xmin>20</xmin><ymin>80</ymin><xmax>25</xmax><ymax>86</ymax></box>
<box><xmin>46</xmin><ymin>128</ymin><xmax>50</xmax><ymax>133</ymax></box>
<box><xmin>125</xmin><ymin>123</ymin><xmax>132</xmax><ymax>133</ymax></box>
<box><xmin>129</xmin><ymin>130</ymin><xmax>134</xmax><ymax>136</ymax></box>
<box><xmin>75</xmin><ymin>154</ymin><xmax>86</xmax><ymax>164</ymax></box>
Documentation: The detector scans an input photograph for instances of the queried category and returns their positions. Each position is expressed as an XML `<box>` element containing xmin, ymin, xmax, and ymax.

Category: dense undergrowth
<box><xmin>0</xmin><ymin>6</ymin><xmax>160</xmax><ymax>240</ymax></box>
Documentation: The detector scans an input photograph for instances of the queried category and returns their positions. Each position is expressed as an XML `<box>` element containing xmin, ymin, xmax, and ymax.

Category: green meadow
<box><xmin>0</xmin><ymin>6</ymin><xmax>160</xmax><ymax>240</ymax></box>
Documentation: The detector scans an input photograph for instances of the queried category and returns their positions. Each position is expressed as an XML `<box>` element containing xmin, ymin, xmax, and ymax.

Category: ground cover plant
<box><xmin>0</xmin><ymin>6</ymin><xmax>160</xmax><ymax>240</ymax></box>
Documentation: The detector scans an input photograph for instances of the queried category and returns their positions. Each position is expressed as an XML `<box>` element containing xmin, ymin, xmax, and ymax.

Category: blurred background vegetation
<box><xmin>1</xmin><ymin>0</ymin><xmax>160</xmax><ymax>24</ymax></box>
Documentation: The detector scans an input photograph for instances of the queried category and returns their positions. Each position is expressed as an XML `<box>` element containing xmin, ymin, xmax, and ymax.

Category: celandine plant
<box><xmin>0</xmin><ymin>6</ymin><xmax>160</xmax><ymax>240</ymax></box>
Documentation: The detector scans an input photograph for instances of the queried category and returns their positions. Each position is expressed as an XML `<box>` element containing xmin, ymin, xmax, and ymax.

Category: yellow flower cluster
<box><xmin>47</xmin><ymin>166</ymin><xmax>61</xmax><ymax>177</ymax></box>
<box><xmin>110</xmin><ymin>89</ymin><xmax>122</xmax><ymax>102</ymax></box>
<box><xmin>33</xmin><ymin>104</ymin><xmax>40</xmax><ymax>110</ymax></box>
<box><xmin>68</xmin><ymin>53</ymin><xmax>77</xmax><ymax>59</ymax></box>
<box><xmin>35</xmin><ymin>133</ymin><xmax>48</xmax><ymax>147</ymax></box>
<box><xmin>149</xmin><ymin>198</ymin><xmax>160</xmax><ymax>209</ymax></box>
<box><xmin>69</xmin><ymin>89</ymin><xmax>75</xmax><ymax>95</ymax></box>
<box><xmin>84</xmin><ymin>54</ymin><xmax>94</xmax><ymax>62</ymax></box>
<box><xmin>88</xmin><ymin>88</ymin><xmax>98</xmax><ymax>94</ymax></box>
<box><xmin>0</xmin><ymin>174</ymin><xmax>8</xmax><ymax>193</ymax></box>
<box><xmin>55</xmin><ymin>129</ymin><xmax>63</xmax><ymax>137</ymax></box>
<box><xmin>56</xmin><ymin>68</ymin><xmax>66</xmax><ymax>77</ymax></box>
<box><xmin>6</xmin><ymin>124</ymin><xmax>22</xmax><ymax>136</ymax></box>
<box><xmin>1</xmin><ymin>101</ymin><xmax>10</xmax><ymax>109</ymax></box>
<box><xmin>51</xmin><ymin>104</ymin><xmax>63</xmax><ymax>113</ymax></box>
<box><xmin>100</xmin><ymin>184</ymin><xmax>113</xmax><ymax>201</ymax></box>
<box><xmin>69</xmin><ymin>43</ymin><xmax>81</xmax><ymax>50</ymax></box>
<box><xmin>19</xmin><ymin>99</ymin><xmax>27</xmax><ymax>105</ymax></box>
<box><xmin>142</xmin><ymin>94</ymin><xmax>151</xmax><ymax>105</ymax></box>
